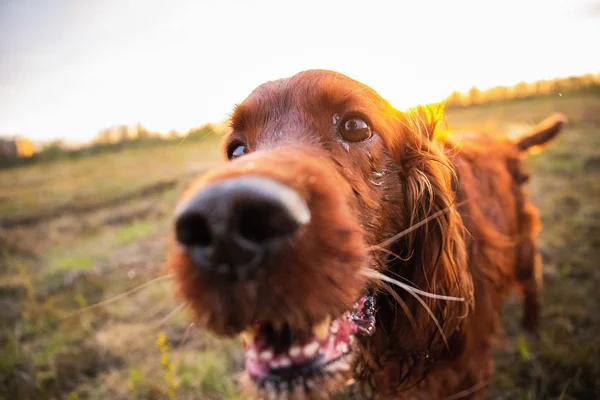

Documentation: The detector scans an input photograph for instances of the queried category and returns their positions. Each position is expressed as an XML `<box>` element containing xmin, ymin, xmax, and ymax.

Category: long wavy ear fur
<box><xmin>383</xmin><ymin>103</ymin><xmax>474</xmax><ymax>358</ymax></box>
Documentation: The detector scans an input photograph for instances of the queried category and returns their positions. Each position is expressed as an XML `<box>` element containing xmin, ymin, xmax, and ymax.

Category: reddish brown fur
<box><xmin>168</xmin><ymin>70</ymin><xmax>565</xmax><ymax>399</ymax></box>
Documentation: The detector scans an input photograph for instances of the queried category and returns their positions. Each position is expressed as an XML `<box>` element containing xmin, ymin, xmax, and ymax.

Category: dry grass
<box><xmin>1</xmin><ymin>93</ymin><xmax>599</xmax><ymax>399</ymax></box>
<box><xmin>0</xmin><ymin>136</ymin><xmax>222</xmax><ymax>222</ymax></box>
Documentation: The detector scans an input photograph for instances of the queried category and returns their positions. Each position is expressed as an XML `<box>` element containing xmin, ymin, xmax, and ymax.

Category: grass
<box><xmin>1</xmin><ymin>93</ymin><xmax>599</xmax><ymax>399</ymax></box>
<box><xmin>0</xmin><ymin>135</ymin><xmax>223</xmax><ymax>223</ymax></box>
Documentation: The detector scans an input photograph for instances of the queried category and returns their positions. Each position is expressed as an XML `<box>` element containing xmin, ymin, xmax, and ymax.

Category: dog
<box><xmin>168</xmin><ymin>70</ymin><xmax>566</xmax><ymax>399</ymax></box>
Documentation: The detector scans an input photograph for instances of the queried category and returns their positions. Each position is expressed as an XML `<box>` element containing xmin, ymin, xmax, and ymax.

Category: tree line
<box><xmin>444</xmin><ymin>72</ymin><xmax>600</xmax><ymax>108</ymax></box>
<box><xmin>2</xmin><ymin>71</ymin><xmax>599</xmax><ymax>169</ymax></box>
<box><xmin>0</xmin><ymin>123</ymin><xmax>224</xmax><ymax>169</ymax></box>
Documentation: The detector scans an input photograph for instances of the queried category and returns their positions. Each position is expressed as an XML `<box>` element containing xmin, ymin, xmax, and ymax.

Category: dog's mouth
<box><xmin>241</xmin><ymin>295</ymin><xmax>376</xmax><ymax>391</ymax></box>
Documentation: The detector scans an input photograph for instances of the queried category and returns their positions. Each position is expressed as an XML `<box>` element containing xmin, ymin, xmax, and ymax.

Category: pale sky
<box><xmin>0</xmin><ymin>0</ymin><xmax>598</xmax><ymax>143</ymax></box>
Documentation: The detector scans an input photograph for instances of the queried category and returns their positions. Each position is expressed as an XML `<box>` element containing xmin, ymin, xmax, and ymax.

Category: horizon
<box><xmin>1</xmin><ymin>0</ymin><xmax>599</xmax><ymax>143</ymax></box>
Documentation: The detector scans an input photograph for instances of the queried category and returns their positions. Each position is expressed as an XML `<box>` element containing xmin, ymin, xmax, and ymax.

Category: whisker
<box><xmin>177</xmin><ymin>132</ymin><xmax>191</xmax><ymax>149</ymax></box>
<box><xmin>152</xmin><ymin>302</ymin><xmax>188</xmax><ymax>329</ymax></box>
<box><xmin>443</xmin><ymin>380</ymin><xmax>488</xmax><ymax>400</ymax></box>
<box><xmin>361</xmin><ymin>269</ymin><xmax>464</xmax><ymax>302</ymax></box>
<box><xmin>143</xmin><ymin>295</ymin><xmax>179</xmax><ymax>321</ymax></box>
<box><xmin>60</xmin><ymin>274</ymin><xmax>173</xmax><ymax>320</ymax></box>
<box><xmin>181</xmin><ymin>322</ymin><xmax>196</xmax><ymax>347</ymax></box>
<box><xmin>386</xmin><ymin>267</ymin><xmax>422</xmax><ymax>291</ymax></box>
<box><xmin>361</xmin><ymin>268</ymin><xmax>450</xmax><ymax>350</ymax></box>
<box><xmin>369</xmin><ymin>245</ymin><xmax>413</xmax><ymax>262</ymax></box>
<box><xmin>173</xmin><ymin>322</ymin><xmax>197</xmax><ymax>367</ymax></box>
<box><xmin>198</xmin><ymin>130</ymin><xmax>214</xmax><ymax>143</ymax></box>
<box><xmin>378</xmin><ymin>281</ymin><xmax>417</xmax><ymax>331</ymax></box>
<box><xmin>367</xmin><ymin>200</ymin><xmax>469</xmax><ymax>251</ymax></box>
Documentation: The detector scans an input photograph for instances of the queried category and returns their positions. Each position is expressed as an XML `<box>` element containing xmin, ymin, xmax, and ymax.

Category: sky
<box><xmin>0</xmin><ymin>0</ymin><xmax>599</xmax><ymax>143</ymax></box>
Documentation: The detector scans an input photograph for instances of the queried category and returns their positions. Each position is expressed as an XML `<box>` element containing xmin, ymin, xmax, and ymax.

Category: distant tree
<box><xmin>547</xmin><ymin>79</ymin><xmax>560</xmax><ymax>94</ymax></box>
<box><xmin>39</xmin><ymin>140</ymin><xmax>67</xmax><ymax>159</ymax></box>
<box><xmin>446</xmin><ymin>90</ymin><xmax>463</xmax><ymax>106</ymax></box>
<box><xmin>186</xmin><ymin>123</ymin><xmax>217</xmax><ymax>141</ymax></box>
<box><xmin>567</xmin><ymin>76</ymin><xmax>583</xmax><ymax>91</ymax></box>
<box><xmin>94</xmin><ymin>127</ymin><xmax>114</xmax><ymax>144</ymax></box>
<box><xmin>135</xmin><ymin>123</ymin><xmax>150</xmax><ymax>140</ymax></box>
<box><xmin>534</xmin><ymin>80</ymin><xmax>548</xmax><ymax>95</ymax></box>
<box><xmin>513</xmin><ymin>81</ymin><xmax>529</xmax><ymax>98</ymax></box>
<box><xmin>579</xmin><ymin>73</ymin><xmax>596</xmax><ymax>87</ymax></box>
<box><xmin>441</xmin><ymin>71</ymin><xmax>600</xmax><ymax>109</ymax></box>
<box><xmin>493</xmin><ymin>86</ymin><xmax>510</xmax><ymax>102</ymax></box>
<box><xmin>468</xmin><ymin>86</ymin><xmax>482</xmax><ymax>105</ymax></box>
<box><xmin>117</xmin><ymin>125</ymin><xmax>131</xmax><ymax>142</ymax></box>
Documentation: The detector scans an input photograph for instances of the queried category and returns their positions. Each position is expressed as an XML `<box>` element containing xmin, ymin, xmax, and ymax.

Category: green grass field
<box><xmin>1</xmin><ymin>94</ymin><xmax>599</xmax><ymax>399</ymax></box>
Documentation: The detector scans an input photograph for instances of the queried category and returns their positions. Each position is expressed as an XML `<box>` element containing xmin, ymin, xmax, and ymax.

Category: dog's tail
<box><xmin>515</xmin><ymin>113</ymin><xmax>568</xmax><ymax>152</ymax></box>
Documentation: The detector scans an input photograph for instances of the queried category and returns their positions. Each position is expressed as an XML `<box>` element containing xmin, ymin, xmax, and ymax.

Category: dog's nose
<box><xmin>174</xmin><ymin>176</ymin><xmax>310</xmax><ymax>280</ymax></box>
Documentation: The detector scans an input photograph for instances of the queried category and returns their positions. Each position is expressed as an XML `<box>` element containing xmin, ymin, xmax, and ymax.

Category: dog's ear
<box><xmin>381</xmin><ymin>108</ymin><xmax>474</xmax><ymax>360</ymax></box>
<box><xmin>404</xmin><ymin>102</ymin><xmax>447</xmax><ymax>141</ymax></box>
<box><xmin>516</xmin><ymin>113</ymin><xmax>567</xmax><ymax>152</ymax></box>
<box><xmin>402</xmin><ymin>150</ymin><xmax>474</xmax><ymax>353</ymax></box>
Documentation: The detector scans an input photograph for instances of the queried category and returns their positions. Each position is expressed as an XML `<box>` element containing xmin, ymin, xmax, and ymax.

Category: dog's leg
<box><xmin>515</xmin><ymin>204</ymin><xmax>543</xmax><ymax>334</ymax></box>
<box><xmin>521</xmin><ymin>251</ymin><xmax>542</xmax><ymax>333</ymax></box>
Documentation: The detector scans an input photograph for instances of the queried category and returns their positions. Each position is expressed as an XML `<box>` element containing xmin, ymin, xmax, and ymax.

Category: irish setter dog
<box><xmin>168</xmin><ymin>70</ymin><xmax>566</xmax><ymax>399</ymax></box>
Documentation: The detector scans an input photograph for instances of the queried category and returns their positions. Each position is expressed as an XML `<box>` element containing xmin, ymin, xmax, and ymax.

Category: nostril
<box><xmin>237</xmin><ymin>201</ymin><xmax>302</xmax><ymax>242</ymax></box>
<box><xmin>175</xmin><ymin>213</ymin><xmax>212</xmax><ymax>247</ymax></box>
<box><xmin>173</xmin><ymin>176</ymin><xmax>310</xmax><ymax>278</ymax></box>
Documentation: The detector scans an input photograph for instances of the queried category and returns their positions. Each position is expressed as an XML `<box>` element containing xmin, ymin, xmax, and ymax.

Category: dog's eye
<box><xmin>228</xmin><ymin>143</ymin><xmax>247</xmax><ymax>159</ymax></box>
<box><xmin>340</xmin><ymin>117</ymin><xmax>372</xmax><ymax>142</ymax></box>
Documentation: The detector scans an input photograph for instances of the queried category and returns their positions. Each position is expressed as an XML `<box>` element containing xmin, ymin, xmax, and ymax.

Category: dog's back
<box><xmin>423</xmin><ymin>115</ymin><xmax>567</xmax><ymax>398</ymax></box>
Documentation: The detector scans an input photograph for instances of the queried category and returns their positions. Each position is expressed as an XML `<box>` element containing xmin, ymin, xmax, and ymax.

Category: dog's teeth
<box><xmin>260</xmin><ymin>350</ymin><xmax>274</xmax><ymax>361</ymax></box>
<box><xmin>330</xmin><ymin>320</ymin><xmax>339</xmax><ymax>334</ymax></box>
<box><xmin>336</xmin><ymin>342</ymin><xmax>350</xmax><ymax>354</ymax></box>
<box><xmin>303</xmin><ymin>341</ymin><xmax>320</xmax><ymax>358</ymax></box>
<box><xmin>311</xmin><ymin>315</ymin><xmax>331</xmax><ymax>340</ymax></box>
<box><xmin>247</xmin><ymin>348</ymin><xmax>257</xmax><ymax>360</ymax></box>
<box><xmin>333</xmin><ymin>361</ymin><xmax>350</xmax><ymax>372</ymax></box>
<box><xmin>289</xmin><ymin>346</ymin><xmax>301</xmax><ymax>358</ymax></box>
<box><xmin>279</xmin><ymin>356</ymin><xmax>291</xmax><ymax>367</ymax></box>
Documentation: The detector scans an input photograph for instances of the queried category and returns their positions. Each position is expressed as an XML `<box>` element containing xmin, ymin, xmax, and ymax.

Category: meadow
<box><xmin>1</xmin><ymin>93</ymin><xmax>599</xmax><ymax>399</ymax></box>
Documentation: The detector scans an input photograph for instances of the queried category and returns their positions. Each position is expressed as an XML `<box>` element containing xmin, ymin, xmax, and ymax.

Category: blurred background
<box><xmin>1</xmin><ymin>0</ymin><xmax>599</xmax><ymax>399</ymax></box>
